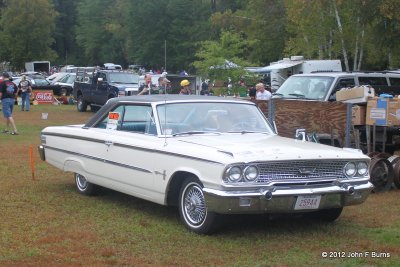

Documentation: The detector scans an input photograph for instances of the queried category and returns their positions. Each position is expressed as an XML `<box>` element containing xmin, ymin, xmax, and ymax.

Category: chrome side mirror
<box><xmin>295</xmin><ymin>128</ymin><xmax>307</xmax><ymax>141</ymax></box>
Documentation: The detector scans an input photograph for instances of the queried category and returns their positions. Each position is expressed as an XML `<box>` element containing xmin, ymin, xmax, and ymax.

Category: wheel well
<box><xmin>166</xmin><ymin>171</ymin><xmax>200</xmax><ymax>207</ymax></box>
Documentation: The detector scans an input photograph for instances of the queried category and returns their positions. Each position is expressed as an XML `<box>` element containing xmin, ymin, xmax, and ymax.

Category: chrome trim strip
<box><xmin>41</xmin><ymin>132</ymin><xmax>224</xmax><ymax>165</ymax></box>
<box><xmin>42</xmin><ymin>132</ymin><xmax>104</xmax><ymax>144</ymax></box>
<box><xmin>44</xmin><ymin>145</ymin><xmax>152</xmax><ymax>173</ymax></box>
<box><xmin>203</xmin><ymin>182</ymin><xmax>374</xmax><ymax>197</ymax></box>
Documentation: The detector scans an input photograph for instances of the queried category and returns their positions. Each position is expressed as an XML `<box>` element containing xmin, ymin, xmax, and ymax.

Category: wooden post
<box><xmin>30</xmin><ymin>145</ymin><xmax>35</xmax><ymax>181</ymax></box>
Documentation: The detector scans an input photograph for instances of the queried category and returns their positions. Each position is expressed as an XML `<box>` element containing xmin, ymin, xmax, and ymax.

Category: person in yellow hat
<box><xmin>179</xmin><ymin>79</ymin><xmax>191</xmax><ymax>95</ymax></box>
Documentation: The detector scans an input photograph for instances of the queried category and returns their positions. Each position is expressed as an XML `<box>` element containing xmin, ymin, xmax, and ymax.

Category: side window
<box><xmin>389</xmin><ymin>77</ymin><xmax>400</xmax><ymax>86</ymax></box>
<box><xmin>358</xmin><ymin>76</ymin><xmax>388</xmax><ymax>86</ymax></box>
<box><xmin>93</xmin><ymin>105</ymin><xmax>156</xmax><ymax>135</ymax></box>
<box><xmin>329</xmin><ymin>78</ymin><xmax>355</xmax><ymax>101</ymax></box>
<box><xmin>334</xmin><ymin>78</ymin><xmax>356</xmax><ymax>90</ymax></box>
<box><xmin>94</xmin><ymin>105</ymin><xmax>125</xmax><ymax>129</ymax></box>
<box><xmin>120</xmin><ymin>105</ymin><xmax>156</xmax><ymax>135</ymax></box>
<box><xmin>98</xmin><ymin>73</ymin><xmax>107</xmax><ymax>82</ymax></box>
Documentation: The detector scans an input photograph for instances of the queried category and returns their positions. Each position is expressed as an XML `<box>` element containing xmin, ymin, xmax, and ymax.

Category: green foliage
<box><xmin>0</xmin><ymin>0</ymin><xmax>57</xmax><ymax>70</ymax></box>
<box><xmin>2</xmin><ymin>0</ymin><xmax>400</xmax><ymax>72</ymax></box>
<box><xmin>193</xmin><ymin>30</ymin><xmax>251</xmax><ymax>84</ymax></box>
<box><xmin>210</xmin><ymin>0</ymin><xmax>287</xmax><ymax>65</ymax></box>
<box><xmin>52</xmin><ymin>0</ymin><xmax>82</xmax><ymax>65</ymax></box>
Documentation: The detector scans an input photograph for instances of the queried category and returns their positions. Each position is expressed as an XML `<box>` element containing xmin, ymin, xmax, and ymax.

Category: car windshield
<box><xmin>273</xmin><ymin>76</ymin><xmax>335</xmax><ymax>100</ymax></box>
<box><xmin>109</xmin><ymin>73</ymin><xmax>139</xmax><ymax>84</ymax></box>
<box><xmin>156</xmin><ymin>102</ymin><xmax>274</xmax><ymax>135</ymax></box>
<box><xmin>32</xmin><ymin>78</ymin><xmax>50</xmax><ymax>86</ymax></box>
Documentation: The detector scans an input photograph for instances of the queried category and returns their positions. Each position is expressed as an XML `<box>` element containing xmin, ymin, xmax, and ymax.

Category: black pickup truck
<box><xmin>73</xmin><ymin>69</ymin><xmax>139</xmax><ymax>112</ymax></box>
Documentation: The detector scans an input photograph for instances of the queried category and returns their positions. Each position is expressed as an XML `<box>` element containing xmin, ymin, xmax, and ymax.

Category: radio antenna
<box><xmin>163</xmin><ymin>72</ymin><xmax>168</xmax><ymax>147</ymax></box>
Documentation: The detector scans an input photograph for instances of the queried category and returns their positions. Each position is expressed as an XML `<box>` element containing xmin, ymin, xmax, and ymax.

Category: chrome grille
<box><xmin>256</xmin><ymin>160</ymin><xmax>347</xmax><ymax>183</ymax></box>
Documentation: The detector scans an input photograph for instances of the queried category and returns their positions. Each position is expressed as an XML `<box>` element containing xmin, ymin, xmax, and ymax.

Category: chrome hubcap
<box><xmin>183</xmin><ymin>184</ymin><xmax>206</xmax><ymax>225</ymax></box>
<box><xmin>76</xmin><ymin>174</ymin><xmax>87</xmax><ymax>189</ymax></box>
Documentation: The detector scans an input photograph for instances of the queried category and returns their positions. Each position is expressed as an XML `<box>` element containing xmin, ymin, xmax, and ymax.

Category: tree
<box><xmin>210</xmin><ymin>0</ymin><xmax>286</xmax><ymax>66</ymax></box>
<box><xmin>193</xmin><ymin>30</ymin><xmax>252</xmax><ymax>87</ymax></box>
<box><xmin>0</xmin><ymin>0</ymin><xmax>57</xmax><ymax>70</ymax></box>
<box><xmin>52</xmin><ymin>0</ymin><xmax>82</xmax><ymax>66</ymax></box>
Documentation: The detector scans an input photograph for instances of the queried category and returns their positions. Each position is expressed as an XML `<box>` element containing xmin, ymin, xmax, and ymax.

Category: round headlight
<box><xmin>357</xmin><ymin>161</ymin><xmax>368</xmax><ymax>176</ymax></box>
<box><xmin>244</xmin><ymin>165</ymin><xmax>259</xmax><ymax>181</ymax></box>
<box><xmin>226</xmin><ymin>166</ymin><xmax>242</xmax><ymax>182</ymax></box>
<box><xmin>344</xmin><ymin>162</ymin><xmax>356</xmax><ymax>177</ymax></box>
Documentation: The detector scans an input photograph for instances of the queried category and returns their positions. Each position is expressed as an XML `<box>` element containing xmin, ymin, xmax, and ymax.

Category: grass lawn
<box><xmin>0</xmin><ymin>104</ymin><xmax>399</xmax><ymax>266</ymax></box>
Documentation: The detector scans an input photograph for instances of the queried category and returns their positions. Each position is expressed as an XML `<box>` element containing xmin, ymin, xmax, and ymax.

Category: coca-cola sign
<box><xmin>33</xmin><ymin>90</ymin><xmax>54</xmax><ymax>104</ymax></box>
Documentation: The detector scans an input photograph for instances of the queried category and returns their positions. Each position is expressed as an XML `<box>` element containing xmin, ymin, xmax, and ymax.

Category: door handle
<box><xmin>105</xmin><ymin>140</ymin><xmax>113</xmax><ymax>146</ymax></box>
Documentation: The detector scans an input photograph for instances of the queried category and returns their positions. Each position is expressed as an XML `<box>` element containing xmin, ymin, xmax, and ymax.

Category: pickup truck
<box><xmin>272</xmin><ymin>71</ymin><xmax>400</xmax><ymax>154</ymax></box>
<box><xmin>73</xmin><ymin>69</ymin><xmax>139</xmax><ymax>112</ymax></box>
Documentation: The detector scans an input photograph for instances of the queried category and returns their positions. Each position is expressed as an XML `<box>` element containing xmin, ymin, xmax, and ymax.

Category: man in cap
<box><xmin>0</xmin><ymin>72</ymin><xmax>19</xmax><ymax>135</ymax></box>
<box><xmin>157</xmin><ymin>76</ymin><xmax>170</xmax><ymax>94</ymax></box>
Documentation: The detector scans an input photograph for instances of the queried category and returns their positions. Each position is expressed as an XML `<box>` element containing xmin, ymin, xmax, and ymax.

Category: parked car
<box><xmin>52</xmin><ymin>73</ymin><xmax>76</xmax><ymax>96</ymax></box>
<box><xmin>38</xmin><ymin>95</ymin><xmax>373</xmax><ymax>234</ymax></box>
<box><xmin>273</xmin><ymin>71</ymin><xmax>400</xmax><ymax>101</ymax></box>
<box><xmin>13</xmin><ymin>74</ymin><xmax>63</xmax><ymax>96</ymax></box>
<box><xmin>46</xmin><ymin>72</ymin><xmax>68</xmax><ymax>83</ymax></box>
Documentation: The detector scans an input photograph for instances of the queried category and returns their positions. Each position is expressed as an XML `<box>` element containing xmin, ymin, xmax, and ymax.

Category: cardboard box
<box><xmin>336</xmin><ymin>86</ymin><xmax>375</xmax><ymax>103</ymax></box>
<box><xmin>352</xmin><ymin>105</ymin><xmax>366</xmax><ymax>125</ymax></box>
<box><xmin>366</xmin><ymin>97</ymin><xmax>400</xmax><ymax>126</ymax></box>
<box><xmin>388</xmin><ymin>99</ymin><xmax>400</xmax><ymax>126</ymax></box>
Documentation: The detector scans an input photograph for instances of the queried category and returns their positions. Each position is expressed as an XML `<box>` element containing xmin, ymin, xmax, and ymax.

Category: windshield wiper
<box><xmin>288</xmin><ymin>93</ymin><xmax>306</xmax><ymax>98</ymax></box>
<box><xmin>172</xmin><ymin>131</ymin><xmax>220</xmax><ymax>136</ymax></box>
<box><xmin>272</xmin><ymin>93</ymin><xmax>283</xmax><ymax>96</ymax></box>
<box><xmin>228</xmin><ymin>131</ymin><xmax>267</xmax><ymax>134</ymax></box>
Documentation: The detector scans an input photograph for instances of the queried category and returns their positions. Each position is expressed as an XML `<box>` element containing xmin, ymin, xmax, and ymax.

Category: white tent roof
<box><xmin>258</xmin><ymin>61</ymin><xmax>303</xmax><ymax>71</ymax></box>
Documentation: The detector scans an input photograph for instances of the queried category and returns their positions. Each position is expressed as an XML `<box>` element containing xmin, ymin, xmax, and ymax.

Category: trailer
<box><xmin>247</xmin><ymin>56</ymin><xmax>342</xmax><ymax>91</ymax></box>
<box><xmin>25</xmin><ymin>61</ymin><xmax>50</xmax><ymax>74</ymax></box>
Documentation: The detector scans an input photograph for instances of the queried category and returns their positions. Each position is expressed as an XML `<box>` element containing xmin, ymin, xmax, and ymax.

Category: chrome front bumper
<box><xmin>203</xmin><ymin>182</ymin><xmax>374</xmax><ymax>214</ymax></box>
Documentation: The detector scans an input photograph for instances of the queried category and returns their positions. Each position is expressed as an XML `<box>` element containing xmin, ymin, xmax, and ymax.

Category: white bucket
<box><xmin>17</xmin><ymin>97</ymin><xmax>22</xmax><ymax>106</ymax></box>
<box><xmin>41</xmin><ymin>113</ymin><xmax>48</xmax><ymax>120</ymax></box>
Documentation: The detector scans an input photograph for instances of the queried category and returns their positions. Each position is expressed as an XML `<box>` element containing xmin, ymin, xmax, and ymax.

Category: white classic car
<box><xmin>38</xmin><ymin>95</ymin><xmax>373</xmax><ymax>234</ymax></box>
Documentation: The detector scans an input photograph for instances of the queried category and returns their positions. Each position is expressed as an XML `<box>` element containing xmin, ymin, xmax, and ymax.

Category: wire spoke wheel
<box><xmin>179</xmin><ymin>177</ymin><xmax>220</xmax><ymax>234</ymax></box>
<box><xmin>183</xmin><ymin>184</ymin><xmax>207</xmax><ymax>225</ymax></box>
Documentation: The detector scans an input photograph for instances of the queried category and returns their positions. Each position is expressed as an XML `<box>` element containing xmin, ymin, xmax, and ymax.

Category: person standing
<box><xmin>18</xmin><ymin>75</ymin><xmax>32</xmax><ymax>111</ymax></box>
<box><xmin>179</xmin><ymin>80</ymin><xmax>191</xmax><ymax>95</ymax></box>
<box><xmin>138</xmin><ymin>73</ymin><xmax>157</xmax><ymax>95</ymax></box>
<box><xmin>0</xmin><ymin>72</ymin><xmax>19</xmax><ymax>135</ymax></box>
<box><xmin>200</xmin><ymin>80</ymin><xmax>209</xmax><ymax>95</ymax></box>
<box><xmin>255</xmin><ymin>82</ymin><xmax>272</xmax><ymax>100</ymax></box>
<box><xmin>157</xmin><ymin>76</ymin><xmax>170</xmax><ymax>94</ymax></box>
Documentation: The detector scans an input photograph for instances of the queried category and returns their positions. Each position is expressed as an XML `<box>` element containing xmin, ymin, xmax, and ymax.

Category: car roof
<box><xmin>108</xmin><ymin>95</ymin><xmax>252</xmax><ymax>104</ymax></box>
<box><xmin>85</xmin><ymin>95</ymin><xmax>255</xmax><ymax>127</ymax></box>
<box><xmin>291</xmin><ymin>71</ymin><xmax>400</xmax><ymax>78</ymax></box>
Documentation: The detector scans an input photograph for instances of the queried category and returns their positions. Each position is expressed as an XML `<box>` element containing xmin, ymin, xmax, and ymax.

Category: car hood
<box><xmin>110</xmin><ymin>83</ymin><xmax>139</xmax><ymax>91</ymax></box>
<box><xmin>173</xmin><ymin>134</ymin><xmax>367</xmax><ymax>163</ymax></box>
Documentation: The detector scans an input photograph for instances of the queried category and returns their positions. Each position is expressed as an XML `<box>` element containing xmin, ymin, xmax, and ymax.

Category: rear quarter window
<box><xmin>389</xmin><ymin>77</ymin><xmax>400</xmax><ymax>86</ymax></box>
<box><xmin>358</xmin><ymin>76</ymin><xmax>388</xmax><ymax>86</ymax></box>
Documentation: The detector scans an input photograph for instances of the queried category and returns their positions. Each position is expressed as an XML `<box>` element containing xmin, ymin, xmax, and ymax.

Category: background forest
<box><xmin>1</xmin><ymin>0</ymin><xmax>400</xmax><ymax>75</ymax></box>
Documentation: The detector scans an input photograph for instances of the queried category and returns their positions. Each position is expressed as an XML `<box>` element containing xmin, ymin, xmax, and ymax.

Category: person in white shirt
<box><xmin>255</xmin><ymin>82</ymin><xmax>272</xmax><ymax>100</ymax></box>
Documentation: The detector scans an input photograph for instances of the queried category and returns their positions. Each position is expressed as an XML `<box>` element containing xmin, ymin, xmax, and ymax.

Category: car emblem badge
<box><xmin>298</xmin><ymin>167</ymin><xmax>316</xmax><ymax>175</ymax></box>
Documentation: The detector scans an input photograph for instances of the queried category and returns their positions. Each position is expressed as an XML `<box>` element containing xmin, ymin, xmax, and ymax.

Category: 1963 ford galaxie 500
<box><xmin>38</xmin><ymin>95</ymin><xmax>373</xmax><ymax>234</ymax></box>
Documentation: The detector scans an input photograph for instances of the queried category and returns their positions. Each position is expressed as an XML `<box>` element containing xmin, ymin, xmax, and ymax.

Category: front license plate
<box><xmin>294</xmin><ymin>195</ymin><xmax>321</xmax><ymax>210</ymax></box>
